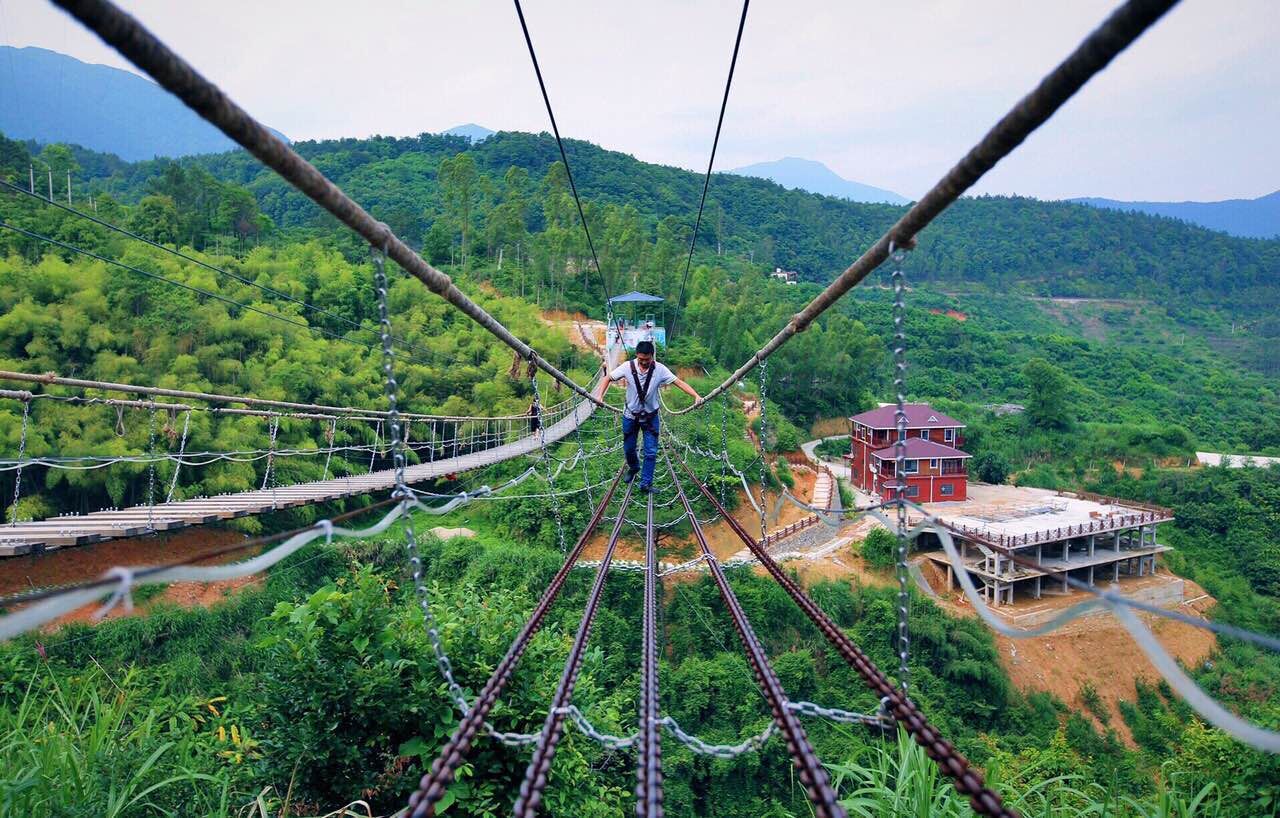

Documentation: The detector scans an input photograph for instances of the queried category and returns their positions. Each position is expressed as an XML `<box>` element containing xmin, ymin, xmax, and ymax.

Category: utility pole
<box><xmin>66</xmin><ymin>171</ymin><xmax>72</xmax><ymax>205</ymax></box>
<box><xmin>497</xmin><ymin>246</ymin><xmax>503</xmax><ymax>271</ymax></box>
<box><xmin>28</xmin><ymin>165</ymin><xmax>34</xmax><ymax>194</ymax></box>
<box><xmin>47</xmin><ymin>170</ymin><xmax>53</xmax><ymax>201</ymax></box>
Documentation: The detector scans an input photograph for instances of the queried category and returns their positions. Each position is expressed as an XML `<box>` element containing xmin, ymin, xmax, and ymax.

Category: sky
<box><xmin>2</xmin><ymin>0</ymin><xmax>1277</xmax><ymax>202</ymax></box>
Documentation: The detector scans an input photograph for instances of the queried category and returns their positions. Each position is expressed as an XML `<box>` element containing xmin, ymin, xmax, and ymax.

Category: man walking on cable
<box><xmin>594</xmin><ymin>340</ymin><xmax>701</xmax><ymax>492</ymax></box>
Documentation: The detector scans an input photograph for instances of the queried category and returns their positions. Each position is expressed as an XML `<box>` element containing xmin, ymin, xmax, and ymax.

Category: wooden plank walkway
<box><xmin>0</xmin><ymin>393</ymin><xmax>604</xmax><ymax>557</ymax></box>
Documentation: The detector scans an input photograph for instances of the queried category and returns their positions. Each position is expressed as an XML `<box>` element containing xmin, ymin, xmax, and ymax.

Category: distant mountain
<box><xmin>1072</xmin><ymin>190</ymin><xmax>1280</xmax><ymax>240</ymax></box>
<box><xmin>443</xmin><ymin>123</ymin><xmax>495</xmax><ymax>142</ymax></box>
<box><xmin>0</xmin><ymin>46</ymin><xmax>288</xmax><ymax>161</ymax></box>
<box><xmin>728</xmin><ymin>157</ymin><xmax>908</xmax><ymax>205</ymax></box>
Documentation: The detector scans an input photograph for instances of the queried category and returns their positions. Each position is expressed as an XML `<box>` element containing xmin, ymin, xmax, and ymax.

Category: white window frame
<box><xmin>939</xmin><ymin>483</ymin><xmax>955</xmax><ymax>496</ymax></box>
<box><xmin>944</xmin><ymin>428</ymin><xmax>955</xmax><ymax>443</ymax></box>
<box><xmin>930</xmin><ymin>458</ymin><xmax>939</xmax><ymax>470</ymax></box>
<box><xmin>918</xmin><ymin>429</ymin><xmax>929</xmax><ymax>439</ymax></box>
<box><xmin>907</xmin><ymin>484</ymin><xmax>920</xmax><ymax>498</ymax></box>
<box><xmin>903</xmin><ymin>459</ymin><xmax>919</xmax><ymax>474</ymax></box>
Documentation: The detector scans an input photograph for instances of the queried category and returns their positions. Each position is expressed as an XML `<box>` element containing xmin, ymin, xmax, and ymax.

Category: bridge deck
<box><xmin>0</xmin><ymin>395</ymin><xmax>602</xmax><ymax>557</ymax></box>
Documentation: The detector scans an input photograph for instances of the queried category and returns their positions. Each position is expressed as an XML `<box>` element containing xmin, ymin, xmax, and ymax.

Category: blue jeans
<box><xmin>622</xmin><ymin>414</ymin><xmax>660</xmax><ymax>486</ymax></box>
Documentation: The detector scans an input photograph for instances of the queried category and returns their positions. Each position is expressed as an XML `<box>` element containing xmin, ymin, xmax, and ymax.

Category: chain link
<box><xmin>321</xmin><ymin>417</ymin><xmax>337</xmax><ymax>481</ymax></box>
<box><xmin>787</xmin><ymin>699</ymin><xmax>892</xmax><ymax>729</ymax></box>
<box><xmin>262</xmin><ymin>413</ymin><xmax>280</xmax><ymax>508</ymax></box>
<box><xmin>165</xmin><ymin>409</ymin><xmax>191</xmax><ymax>503</ymax></box>
<box><xmin>145</xmin><ymin>403</ymin><xmax>158</xmax><ymax>531</ymax></box>
<box><xmin>756</xmin><ymin>359</ymin><xmax>769</xmax><ymax>545</ymax></box>
<box><xmin>529</xmin><ymin>367</ymin><xmax>568</xmax><ymax>552</ymax></box>
<box><xmin>8</xmin><ymin>399</ymin><xmax>29</xmax><ymax>526</ymax></box>
<box><xmin>661</xmin><ymin>716</ymin><xmax>776</xmax><ymax>758</ymax></box>
<box><xmin>889</xmin><ymin>240</ymin><xmax>911</xmax><ymax>696</ymax></box>
<box><xmin>719</xmin><ymin>393</ymin><xmax>729</xmax><ymax>506</ymax></box>
<box><xmin>370</xmin><ymin>246</ymin><xmax>554</xmax><ymax>751</ymax></box>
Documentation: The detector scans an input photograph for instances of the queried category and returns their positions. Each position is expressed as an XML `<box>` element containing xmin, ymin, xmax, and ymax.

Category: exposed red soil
<box><xmin>4</xmin><ymin>526</ymin><xmax>265</xmax><ymax>630</ymax></box>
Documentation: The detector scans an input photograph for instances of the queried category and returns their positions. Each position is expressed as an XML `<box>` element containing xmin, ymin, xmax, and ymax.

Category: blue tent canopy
<box><xmin>608</xmin><ymin>291</ymin><xmax>664</xmax><ymax>304</ymax></box>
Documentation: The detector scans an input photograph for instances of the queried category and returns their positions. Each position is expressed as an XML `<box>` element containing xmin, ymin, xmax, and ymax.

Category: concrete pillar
<box><xmin>1113</xmin><ymin>561</ymin><xmax>1120</xmax><ymax>582</ymax></box>
<box><xmin>946</xmin><ymin>563</ymin><xmax>954</xmax><ymax>590</ymax></box>
<box><xmin>1035</xmin><ymin>544</ymin><xmax>1042</xmax><ymax>566</ymax></box>
<box><xmin>1088</xmin><ymin>565</ymin><xmax>1095</xmax><ymax>587</ymax></box>
<box><xmin>1114</xmin><ymin>532</ymin><xmax>1121</xmax><ymax>554</ymax></box>
<box><xmin>1088</xmin><ymin>535</ymin><xmax>1095</xmax><ymax>557</ymax></box>
<box><xmin>1061</xmin><ymin>571</ymin><xmax>1069</xmax><ymax>593</ymax></box>
<box><xmin>1151</xmin><ymin>556</ymin><xmax>1158</xmax><ymax>576</ymax></box>
<box><xmin>1034</xmin><ymin>576</ymin><xmax>1042</xmax><ymax>599</ymax></box>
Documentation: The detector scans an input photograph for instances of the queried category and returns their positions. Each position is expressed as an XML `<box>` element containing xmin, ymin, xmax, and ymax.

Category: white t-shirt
<box><xmin>609</xmin><ymin>360</ymin><xmax>677</xmax><ymax>418</ymax></box>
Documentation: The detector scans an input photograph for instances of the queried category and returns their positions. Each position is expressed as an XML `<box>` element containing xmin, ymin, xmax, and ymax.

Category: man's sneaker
<box><xmin>638</xmin><ymin>482</ymin><xmax>654</xmax><ymax>494</ymax></box>
<box><xmin>624</xmin><ymin>468</ymin><xmax>640</xmax><ymax>484</ymax></box>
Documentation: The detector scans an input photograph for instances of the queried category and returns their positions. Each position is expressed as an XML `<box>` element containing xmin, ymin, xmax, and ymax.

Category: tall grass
<box><xmin>829</xmin><ymin>731</ymin><xmax>1221</xmax><ymax>818</ymax></box>
<box><xmin>0</xmin><ymin>662</ymin><xmax>236</xmax><ymax>817</ymax></box>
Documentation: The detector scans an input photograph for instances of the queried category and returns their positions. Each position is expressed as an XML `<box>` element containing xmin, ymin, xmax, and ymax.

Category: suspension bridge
<box><xmin>0</xmin><ymin>357</ymin><xmax>616</xmax><ymax>556</ymax></box>
<box><xmin>3</xmin><ymin>1</ymin><xmax>1279</xmax><ymax>818</ymax></box>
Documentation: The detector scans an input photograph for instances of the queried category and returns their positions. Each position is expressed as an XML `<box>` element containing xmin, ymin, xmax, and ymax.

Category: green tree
<box><xmin>438</xmin><ymin>152</ymin><xmax>479</xmax><ymax>269</ymax></box>
<box><xmin>0</xmin><ymin>133</ymin><xmax>31</xmax><ymax>179</ymax></box>
<box><xmin>1023</xmin><ymin>357</ymin><xmax>1072</xmax><ymax>429</ymax></box>
<box><xmin>973</xmin><ymin>451</ymin><xmax>1011</xmax><ymax>484</ymax></box>
<box><xmin>128</xmin><ymin>195</ymin><xmax>182</xmax><ymax>245</ymax></box>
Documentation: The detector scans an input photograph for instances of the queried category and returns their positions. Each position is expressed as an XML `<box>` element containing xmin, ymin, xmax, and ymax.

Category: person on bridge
<box><xmin>594</xmin><ymin>340</ymin><xmax>701</xmax><ymax>492</ymax></box>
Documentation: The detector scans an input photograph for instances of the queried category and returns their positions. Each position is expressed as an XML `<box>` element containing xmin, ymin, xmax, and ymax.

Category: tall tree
<box><xmin>1023</xmin><ymin>357</ymin><xmax>1072</xmax><ymax>429</ymax></box>
<box><xmin>438</xmin><ymin>152</ymin><xmax>479</xmax><ymax>270</ymax></box>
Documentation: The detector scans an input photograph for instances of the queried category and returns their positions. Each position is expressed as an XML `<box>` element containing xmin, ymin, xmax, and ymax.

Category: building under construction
<box><xmin>919</xmin><ymin>484</ymin><xmax>1174</xmax><ymax>607</ymax></box>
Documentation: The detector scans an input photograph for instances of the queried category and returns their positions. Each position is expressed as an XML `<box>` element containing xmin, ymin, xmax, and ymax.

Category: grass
<box><xmin>829</xmin><ymin>731</ymin><xmax>1222</xmax><ymax>818</ymax></box>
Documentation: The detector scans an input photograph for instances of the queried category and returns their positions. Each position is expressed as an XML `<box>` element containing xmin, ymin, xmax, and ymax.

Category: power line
<box><xmin>0</xmin><ymin>179</ymin><xmax>458</xmax><ymax>367</ymax></box>
<box><xmin>0</xmin><ymin>221</ymin><xmax>443</xmax><ymax>369</ymax></box>
<box><xmin>667</xmin><ymin>0</ymin><xmax>749</xmax><ymax>341</ymax></box>
<box><xmin>512</xmin><ymin>0</ymin><xmax>623</xmax><ymax>337</ymax></box>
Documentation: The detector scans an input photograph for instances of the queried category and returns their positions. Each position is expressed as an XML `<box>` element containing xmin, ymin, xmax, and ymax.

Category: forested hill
<box><xmin>42</xmin><ymin>129</ymin><xmax>1280</xmax><ymax>318</ymax></box>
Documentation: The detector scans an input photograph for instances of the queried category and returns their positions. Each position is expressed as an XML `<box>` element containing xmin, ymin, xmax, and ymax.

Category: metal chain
<box><xmin>9</xmin><ymin>399</ymin><xmax>29</xmax><ymax>526</ymax></box>
<box><xmin>371</xmin><ymin>246</ymin><xmax>543</xmax><ymax>750</ymax></box>
<box><xmin>719</xmin><ymin>393</ymin><xmax>729</xmax><ymax>507</ymax></box>
<box><xmin>661</xmin><ymin>716</ymin><xmax>776</xmax><ymax>758</ymax></box>
<box><xmin>262</xmin><ymin>413</ymin><xmax>280</xmax><ymax>510</ymax></box>
<box><xmin>321</xmin><ymin>417</ymin><xmax>337</xmax><ymax>480</ymax></box>
<box><xmin>787</xmin><ymin>700</ymin><xmax>892</xmax><ymax>729</ymax></box>
<box><xmin>530</xmin><ymin>367</ymin><xmax>568</xmax><ymax>552</ymax></box>
<box><xmin>145</xmin><ymin>403</ymin><xmax>158</xmax><ymax>531</ymax></box>
<box><xmin>165</xmin><ymin>409</ymin><xmax>191</xmax><ymax>503</ymax></box>
<box><xmin>374</xmin><ymin>247</ymin><xmax>466</xmax><ymax>713</ymax></box>
<box><xmin>756</xmin><ymin>359</ymin><xmax>769</xmax><ymax>545</ymax></box>
<box><xmin>889</xmin><ymin>240</ymin><xmax>911</xmax><ymax>696</ymax></box>
<box><xmin>574</xmin><ymin>417</ymin><xmax>595</xmax><ymax>511</ymax></box>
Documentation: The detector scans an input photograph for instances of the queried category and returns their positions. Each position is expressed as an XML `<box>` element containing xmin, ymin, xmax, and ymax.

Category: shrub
<box><xmin>973</xmin><ymin>451</ymin><xmax>1010</xmax><ymax>484</ymax></box>
<box><xmin>861</xmin><ymin>527</ymin><xmax>897</xmax><ymax>569</ymax></box>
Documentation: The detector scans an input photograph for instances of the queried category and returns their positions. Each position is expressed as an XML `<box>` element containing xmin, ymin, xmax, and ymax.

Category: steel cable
<box><xmin>665</xmin><ymin>452</ymin><xmax>845</xmax><ymax>818</ymax></box>
<box><xmin>668</xmin><ymin>0</ymin><xmax>1181</xmax><ymax>414</ymax></box>
<box><xmin>668</xmin><ymin>0</ymin><xmax>749</xmax><ymax>341</ymax></box>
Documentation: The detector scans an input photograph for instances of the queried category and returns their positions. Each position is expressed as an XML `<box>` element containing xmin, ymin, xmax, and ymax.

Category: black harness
<box><xmin>628</xmin><ymin>360</ymin><xmax>658</xmax><ymax>427</ymax></box>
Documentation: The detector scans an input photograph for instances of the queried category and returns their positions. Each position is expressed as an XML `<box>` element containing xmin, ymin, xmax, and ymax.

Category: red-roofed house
<box><xmin>847</xmin><ymin>404</ymin><xmax>970</xmax><ymax>502</ymax></box>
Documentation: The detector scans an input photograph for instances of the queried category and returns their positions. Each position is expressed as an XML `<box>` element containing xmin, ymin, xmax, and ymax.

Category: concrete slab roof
<box><xmin>925</xmin><ymin>483</ymin><xmax>1171</xmax><ymax>542</ymax></box>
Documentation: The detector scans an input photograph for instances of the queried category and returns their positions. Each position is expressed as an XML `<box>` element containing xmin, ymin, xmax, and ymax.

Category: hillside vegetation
<box><xmin>1</xmin><ymin>130</ymin><xmax>1279</xmax><ymax>816</ymax></box>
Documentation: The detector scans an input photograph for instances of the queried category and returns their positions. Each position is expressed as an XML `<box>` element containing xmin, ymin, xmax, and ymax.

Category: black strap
<box><xmin>629</xmin><ymin>359</ymin><xmax>656</xmax><ymax>416</ymax></box>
